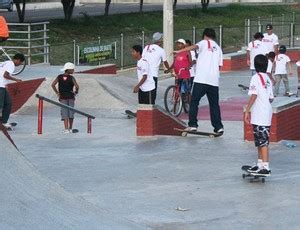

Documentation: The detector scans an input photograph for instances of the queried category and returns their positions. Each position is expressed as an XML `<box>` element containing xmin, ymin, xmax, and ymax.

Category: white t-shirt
<box><xmin>142</xmin><ymin>44</ymin><xmax>167</xmax><ymax>78</ymax></box>
<box><xmin>137</xmin><ymin>58</ymin><xmax>155</xmax><ymax>92</ymax></box>
<box><xmin>0</xmin><ymin>60</ymin><xmax>15</xmax><ymax>88</ymax></box>
<box><xmin>248</xmin><ymin>72</ymin><xmax>274</xmax><ymax>126</ymax></box>
<box><xmin>189</xmin><ymin>50</ymin><xmax>197</xmax><ymax>77</ymax></box>
<box><xmin>267</xmin><ymin>59</ymin><xmax>273</xmax><ymax>74</ymax></box>
<box><xmin>194</xmin><ymin>39</ymin><xmax>223</xmax><ymax>87</ymax></box>
<box><xmin>274</xmin><ymin>54</ymin><xmax>290</xmax><ymax>75</ymax></box>
<box><xmin>262</xmin><ymin>33</ymin><xmax>279</xmax><ymax>53</ymax></box>
<box><xmin>247</xmin><ymin>40</ymin><xmax>268</xmax><ymax>70</ymax></box>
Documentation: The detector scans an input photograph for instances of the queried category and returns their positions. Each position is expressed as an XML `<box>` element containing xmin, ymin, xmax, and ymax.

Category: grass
<box><xmin>48</xmin><ymin>4</ymin><xmax>300</xmax><ymax>44</ymax></box>
<box><xmin>46</xmin><ymin>4</ymin><xmax>300</xmax><ymax>66</ymax></box>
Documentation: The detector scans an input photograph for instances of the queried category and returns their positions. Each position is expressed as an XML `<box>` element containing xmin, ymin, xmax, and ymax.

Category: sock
<box><xmin>262</xmin><ymin>162</ymin><xmax>270</xmax><ymax>170</ymax></box>
<box><xmin>257</xmin><ymin>159</ymin><xmax>263</xmax><ymax>168</ymax></box>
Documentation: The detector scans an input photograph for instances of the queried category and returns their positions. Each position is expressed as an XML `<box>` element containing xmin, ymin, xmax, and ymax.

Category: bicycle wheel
<box><xmin>164</xmin><ymin>85</ymin><xmax>182</xmax><ymax>117</ymax></box>
<box><xmin>182</xmin><ymin>92</ymin><xmax>190</xmax><ymax>113</ymax></box>
<box><xmin>1</xmin><ymin>49</ymin><xmax>26</xmax><ymax>75</ymax></box>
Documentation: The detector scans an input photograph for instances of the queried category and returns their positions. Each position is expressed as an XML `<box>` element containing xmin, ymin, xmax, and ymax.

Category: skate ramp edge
<box><xmin>16</xmin><ymin>77</ymin><xmax>125</xmax><ymax>115</ymax></box>
<box><xmin>137</xmin><ymin>104</ymin><xmax>186</xmax><ymax>136</ymax></box>
<box><xmin>0</xmin><ymin>132</ymin><xmax>148</xmax><ymax>230</ymax></box>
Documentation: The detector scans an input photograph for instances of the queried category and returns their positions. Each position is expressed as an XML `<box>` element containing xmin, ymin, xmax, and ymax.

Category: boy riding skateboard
<box><xmin>244</xmin><ymin>54</ymin><xmax>274</xmax><ymax>176</ymax></box>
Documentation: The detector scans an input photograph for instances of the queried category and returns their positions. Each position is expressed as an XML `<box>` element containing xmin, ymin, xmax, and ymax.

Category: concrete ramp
<box><xmin>0</xmin><ymin>132</ymin><xmax>147</xmax><ymax>230</ymax></box>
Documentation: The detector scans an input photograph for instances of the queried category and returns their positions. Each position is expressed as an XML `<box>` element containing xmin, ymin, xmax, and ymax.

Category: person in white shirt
<box><xmin>262</xmin><ymin>24</ymin><xmax>279</xmax><ymax>53</ymax></box>
<box><xmin>0</xmin><ymin>53</ymin><xmax>25</xmax><ymax>129</ymax></box>
<box><xmin>244</xmin><ymin>54</ymin><xmax>274</xmax><ymax>176</ymax></box>
<box><xmin>174</xmin><ymin>28</ymin><xmax>224</xmax><ymax>134</ymax></box>
<box><xmin>185</xmin><ymin>39</ymin><xmax>197</xmax><ymax>86</ymax></box>
<box><xmin>142</xmin><ymin>32</ymin><xmax>170</xmax><ymax>102</ymax></box>
<box><xmin>247</xmin><ymin>32</ymin><xmax>268</xmax><ymax>76</ymax></box>
<box><xmin>131</xmin><ymin>45</ymin><xmax>155</xmax><ymax>105</ymax></box>
<box><xmin>273</xmin><ymin>45</ymin><xmax>293</xmax><ymax>96</ymax></box>
<box><xmin>266</xmin><ymin>51</ymin><xmax>276</xmax><ymax>85</ymax></box>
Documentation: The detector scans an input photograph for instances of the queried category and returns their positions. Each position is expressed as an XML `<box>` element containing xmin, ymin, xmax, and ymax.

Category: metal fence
<box><xmin>5</xmin><ymin>22</ymin><xmax>49</xmax><ymax>65</ymax></box>
<box><xmin>4</xmin><ymin>12</ymin><xmax>300</xmax><ymax>68</ymax></box>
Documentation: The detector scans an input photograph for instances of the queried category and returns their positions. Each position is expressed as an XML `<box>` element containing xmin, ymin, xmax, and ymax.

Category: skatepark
<box><xmin>1</xmin><ymin>64</ymin><xmax>300</xmax><ymax>229</ymax></box>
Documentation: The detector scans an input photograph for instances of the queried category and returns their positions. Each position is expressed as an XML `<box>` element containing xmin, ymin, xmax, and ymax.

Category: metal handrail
<box><xmin>35</xmin><ymin>94</ymin><xmax>95</xmax><ymax>134</ymax></box>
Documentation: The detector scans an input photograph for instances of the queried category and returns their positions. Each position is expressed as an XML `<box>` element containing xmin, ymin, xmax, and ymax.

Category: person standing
<box><xmin>262</xmin><ymin>24</ymin><xmax>279</xmax><ymax>53</ymax></box>
<box><xmin>52</xmin><ymin>62</ymin><xmax>79</xmax><ymax>133</ymax></box>
<box><xmin>185</xmin><ymin>39</ymin><xmax>197</xmax><ymax>86</ymax></box>
<box><xmin>0</xmin><ymin>54</ymin><xmax>25</xmax><ymax>129</ymax></box>
<box><xmin>174</xmin><ymin>28</ymin><xmax>224</xmax><ymax>134</ymax></box>
<box><xmin>245</xmin><ymin>54</ymin><xmax>274</xmax><ymax>176</ymax></box>
<box><xmin>247</xmin><ymin>32</ymin><xmax>268</xmax><ymax>76</ymax></box>
<box><xmin>132</xmin><ymin>45</ymin><xmax>155</xmax><ymax>105</ymax></box>
<box><xmin>142</xmin><ymin>32</ymin><xmax>170</xmax><ymax>102</ymax></box>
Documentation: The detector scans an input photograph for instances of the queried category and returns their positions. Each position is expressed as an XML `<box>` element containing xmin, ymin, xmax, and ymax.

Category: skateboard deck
<box><xmin>4</xmin><ymin>122</ymin><xmax>17</xmax><ymax>131</ymax></box>
<box><xmin>174</xmin><ymin>128</ymin><xmax>223</xmax><ymax>138</ymax></box>
<box><xmin>238</xmin><ymin>84</ymin><xmax>249</xmax><ymax>91</ymax></box>
<box><xmin>70</xmin><ymin>129</ymin><xmax>79</xmax><ymax>133</ymax></box>
<box><xmin>241</xmin><ymin>165</ymin><xmax>267</xmax><ymax>183</ymax></box>
<box><xmin>124</xmin><ymin>110</ymin><xmax>136</xmax><ymax>119</ymax></box>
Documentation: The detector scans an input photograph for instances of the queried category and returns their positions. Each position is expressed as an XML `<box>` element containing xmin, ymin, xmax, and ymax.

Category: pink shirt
<box><xmin>174</xmin><ymin>51</ymin><xmax>191</xmax><ymax>79</ymax></box>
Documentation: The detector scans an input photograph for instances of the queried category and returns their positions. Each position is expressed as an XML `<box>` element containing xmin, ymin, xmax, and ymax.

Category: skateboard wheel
<box><xmin>242</xmin><ymin>174</ymin><xmax>246</xmax><ymax>179</ymax></box>
<box><xmin>209</xmin><ymin>135</ymin><xmax>215</xmax><ymax>138</ymax></box>
<box><xmin>261</xmin><ymin>178</ymin><xmax>265</xmax><ymax>183</ymax></box>
<box><xmin>181</xmin><ymin>132</ymin><xmax>187</xmax><ymax>137</ymax></box>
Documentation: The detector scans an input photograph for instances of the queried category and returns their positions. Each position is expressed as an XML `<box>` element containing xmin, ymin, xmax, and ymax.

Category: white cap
<box><xmin>176</xmin><ymin>39</ymin><xmax>186</xmax><ymax>45</ymax></box>
<box><xmin>60</xmin><ymin>62</ymin><xmax>75</xmax><ymax>71</ymax></box>
<box><xmin>153</xmin><ymin>32</ymin><xmax>163</xmax><ymax>42</ymax></box>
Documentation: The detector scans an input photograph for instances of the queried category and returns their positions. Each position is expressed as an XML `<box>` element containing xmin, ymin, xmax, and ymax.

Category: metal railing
<box><xmin>36</xmin><ymin>94</ymin><xmax>95</xmax><ymax>134</ymax></box>
<box><xmin>6</xmin><ymin>22</ymin><xmax>49</xmax><ymax>65</ymax></box>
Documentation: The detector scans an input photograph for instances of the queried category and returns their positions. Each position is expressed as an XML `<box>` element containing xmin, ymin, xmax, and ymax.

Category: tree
<box><xmin>139</xmin><ymin>0</ymin><xmax>143</xmax><ymax>13</ymax></box>
<box><xmin>104</xmin><ymin>0</ymin><xmax>111</xmax><ymax>16</ymax></box>
<box><xmin>14</xmin><ymin>0</ymin><xmax>26</xmax><ymax>23</ymax></box>
<box><xmin>173</xmin><ymin>0</ymin><xmax>177</xmax><ymax>10</ymax></box>
<box><xmin>61</xmin><ymin>0</ymin><xmax>75</xmax><ymax>21</ymax></box>
<box><xmin>201</xmin><ymin>0</ymin><xmax>209</xmax><ymax>12</ymax></box>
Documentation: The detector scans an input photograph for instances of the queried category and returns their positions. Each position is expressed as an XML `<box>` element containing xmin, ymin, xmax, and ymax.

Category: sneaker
<box><xmin>184</xmin><ymin>126</ymin><xmax>197</xmax><ymax>132</ymax></box>
<box><xmin>214</xmin><ymin>128</ymin><xmax>224</xmax><ymax>134</ymax></box>
<box><xmin>252</xmin><ymin>168</ymin><xmax>271</xmax><ymax>176</ymax></box>
<box><xmin>63</xmin><ymin>129</ymin><xmax>70</xmax><ymax>134</ymax></box>
<box><xmin>2</xmin><ymin>123</ymin><xmax>12</xmax><ymax>129</ymax></box>
<box><xmin>247</xmin><ymin>165</ymin><xmax>259</xmax><ymax>173</ymax></box>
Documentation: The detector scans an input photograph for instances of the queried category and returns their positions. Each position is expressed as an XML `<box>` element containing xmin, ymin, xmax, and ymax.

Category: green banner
<box><xmin>79</xmin><ymin>43</ymin><xmax>115</xmax><ymax>64</ymax></box>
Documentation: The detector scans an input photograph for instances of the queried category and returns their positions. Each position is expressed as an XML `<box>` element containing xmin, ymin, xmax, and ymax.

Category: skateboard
<box><xmin>238</xmin><ymin>84</ymin><xmax>249</xmax><ymax>91</ymax></box>
<box><xmin>5</xmin><ymin>122</ymin><xmax>17</xmax><ymax>131</ymax></box>
<box><xmin>174</xmin><ymin>128</ymin><xmax>223</xmax><ymax>138</ymax></box>
<box><xmin>124</xmin><ymin>110</ymin><xmax>136</xmax><ymax>119</ymax></box>
<box><xmin>241</xmin><ymin>165</ymin><xmax>267</xmax><ymax>183</ymax></box>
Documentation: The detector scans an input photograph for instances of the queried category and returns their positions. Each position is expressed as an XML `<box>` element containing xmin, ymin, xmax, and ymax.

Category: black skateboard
<box><xmin>174</xmin><ymin>128</ymin><xmax>223</xmax><ymax>138</ymax></box>
<box><xmin>241</xmin><ymin>165</ymin><xmax>267</xmax><ymax>183</ymax></box>
<box><xmin>238</xmin><ymin>84</ymin><xmax>249</xmax><ymax>91</ymax></box>
<box><xmin>5</xmin><ymin>122</ymin><xmax>17</xmax><ymax>131</ymax></box>
<box><xmin>124</xmin><ymin>110</ymin><xmax>136</xmax><ymax>119</ymax></box>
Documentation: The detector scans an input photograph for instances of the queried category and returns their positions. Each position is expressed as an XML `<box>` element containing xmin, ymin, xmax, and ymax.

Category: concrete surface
<box><xmin>2</xmin><ymin>64</ymin><xmax>300</xmax><ymax>229</ymax></box>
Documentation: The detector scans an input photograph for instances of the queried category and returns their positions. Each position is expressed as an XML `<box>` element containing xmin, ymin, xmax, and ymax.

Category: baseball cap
<box><xmin>266</xmin><ymin>24</ymin><xmax>273</xmax><ymax>30</ymax></box>
<box><xmin>61</xmin><ymin>62</ymin><xmax>75</xmax><ymax>71</ymax></box>
<box><xmin>153</xmin><ymin>32</ymin><xmax>163</xmax><ymax>42</ymax></box>
<box><xmin>176</xmin><ymin>39</ymin><xmax>186</xmax><ymax>45</ymax></box>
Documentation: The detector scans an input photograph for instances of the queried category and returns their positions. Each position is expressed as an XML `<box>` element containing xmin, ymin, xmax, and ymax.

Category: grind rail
<box><xmin>36</xmin><ymin>94</ymin><xmax>95</xmax><ymax>134</ymax></box>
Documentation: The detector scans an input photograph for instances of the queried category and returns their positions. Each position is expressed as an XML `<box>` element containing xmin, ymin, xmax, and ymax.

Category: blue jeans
<box><xmin>188</xmin><ymin>83</ymin><xmax>223</xmax><ymax>131</ymax></box>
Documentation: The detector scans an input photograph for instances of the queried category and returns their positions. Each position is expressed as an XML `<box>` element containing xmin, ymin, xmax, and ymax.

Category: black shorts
<box><xmin>253</xmin><ymin>125</ymin><xmax>271</xmax><ymax>147</ymax></box>
<box><xmin>138</xmin><ymin>89</ymin><xmax>155</xmax><ymax>105</ymax></box>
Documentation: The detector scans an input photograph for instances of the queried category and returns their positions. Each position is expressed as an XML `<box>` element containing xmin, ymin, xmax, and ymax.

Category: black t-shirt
<box><xmin>57</xmin><ymin>74</ymin><xmax>75</xmax><ymax>99</ymax></box>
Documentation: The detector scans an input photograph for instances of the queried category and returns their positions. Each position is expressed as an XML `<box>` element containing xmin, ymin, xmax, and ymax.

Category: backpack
<box><xmin>0</xmin><ymin>16</ymin><xmax>9</xmax><ymax>41</ymax></box>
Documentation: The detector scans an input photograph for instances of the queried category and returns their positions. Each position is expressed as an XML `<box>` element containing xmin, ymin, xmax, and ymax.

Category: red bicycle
<box><xmin>164</xmin><ymin>68</ymin><xmax>191</xmax><ymax>116</ymax></box>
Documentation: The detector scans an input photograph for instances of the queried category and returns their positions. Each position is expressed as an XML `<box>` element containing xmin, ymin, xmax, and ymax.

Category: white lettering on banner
<box><xmin>83</xmin><ymin>44</ymin><xmax>113</xmax><ymax>54</ymax></box>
